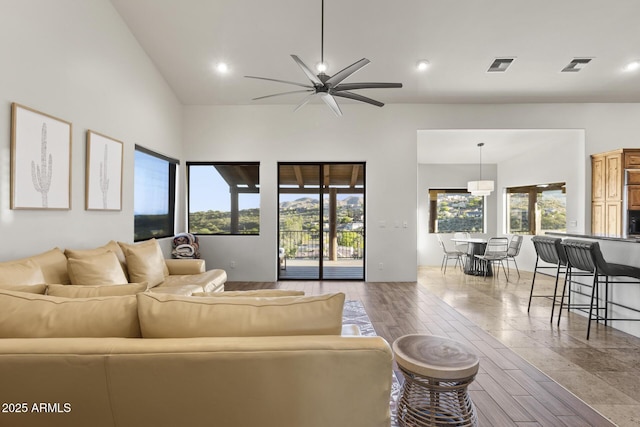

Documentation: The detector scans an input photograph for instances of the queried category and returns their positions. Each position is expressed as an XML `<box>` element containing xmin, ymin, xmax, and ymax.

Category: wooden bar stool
<box><xmin>392</xmin><ymin>335</ymin><xmax>479</xmax><ymax>427</ymax></box>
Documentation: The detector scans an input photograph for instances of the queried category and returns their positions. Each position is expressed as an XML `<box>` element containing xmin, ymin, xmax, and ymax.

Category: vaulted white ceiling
<box><xmin>110</xmin><ymin>0</ymin><xmax>640</xmax><ymax>106</ymax></box>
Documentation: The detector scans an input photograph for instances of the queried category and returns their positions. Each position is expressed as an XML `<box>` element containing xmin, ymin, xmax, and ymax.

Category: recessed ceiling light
<box><xmin>416</xmin><ymin>60</ymin><xmax>430</xmax><ymax>71</ymax></box>
<box><xmin>625</xmin><ymin>60</ymin><xmax>640</xmax><ymax>72</ymax></box>
<box><xmin>487</xmin><ymin>58</ymin><xmax>514</xmax><ymax>73</ymax></box>
<box><xmin>561</xmin><ymin>58</ymin><xmax>592</xmax><ymax>73</ymax></box>
<box><xmin>216</xmin><ymin>62</ymin><xmax>229</xmax><ymax>74</ymax></box>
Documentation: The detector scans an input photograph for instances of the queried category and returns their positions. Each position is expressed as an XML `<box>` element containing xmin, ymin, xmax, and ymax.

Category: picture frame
<box><xmin>10</xmin><ymin>103</ymin><xmax>72</xmax><ymax>210</ymax></box>
<box><xmin>85</xmin><ymin>130</ymin><xmax>124</xmax><ymax>211</ymax></box>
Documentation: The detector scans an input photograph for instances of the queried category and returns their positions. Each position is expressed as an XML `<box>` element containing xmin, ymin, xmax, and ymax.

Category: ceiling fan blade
<box><xmin>333</xmin><ymin>91</ymin><xmax>384</xmax><ymax>107</ymax></box>
<box><xmin>252</xmin><ymin>89</ymin><xmax>314</xmax><ymax>101</ymax></box>
<box><xmin>319</xmin><ymin>93</ymin><xmax>343</xmax><ymax>117</ymax></box>
<box><xmin>245</xmin><ymin>75</ymin><xmax>313</xmax><ymax>89</ymax></box>
<box><xmin>290</xmin><ymin>55</ymin><xmax>323</xmax><ymax>86</ymax></box>
<box><xmin>325</xmin><ymin>58</ymin><xmax>370</xmax><ymax>87</ymax></box>
<box><xmin>334</xmin><ymin>82</ymin><xmax>403</xmax><ymax>91</ymax></box>
<box><xmin>293</xmin><ymin>93</ymin><xmax>317</xmax><ymax>112</ymax></box>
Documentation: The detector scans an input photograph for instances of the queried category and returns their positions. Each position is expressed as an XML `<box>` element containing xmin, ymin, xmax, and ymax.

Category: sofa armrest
<box><xmin>164</xmin><ymin>259</ymin><xmax>206</xmax><ymax>275</ymax></box>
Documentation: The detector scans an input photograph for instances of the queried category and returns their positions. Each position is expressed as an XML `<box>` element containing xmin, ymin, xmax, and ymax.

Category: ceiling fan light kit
<box><xmin>245</xmin><ymin>0</ymin><xmax>402</xmax><ymax>116</ymax></box>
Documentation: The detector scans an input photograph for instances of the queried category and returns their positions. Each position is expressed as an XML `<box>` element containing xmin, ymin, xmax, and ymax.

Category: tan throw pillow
<box><xmin>119</xmin><ymin>239</ymin><xmax>168</xmax><ymax>288</ymax></box>
<box><xmin>192</xmin><ymin>290</ymin><xmax>305</xmax><ymax>297</ymax></box>
<box><xmin>0</xmin><ymin>289</ymin><xmax>141</xmax><ymax>338</ymax></box>
<box><xmin>47</xmin><ymin>282</ymin><xmax>148</xmax><ymax>298</ymax></box>
<box><xmin>0</xmin><ymin>284</ymin><xmax>47</xmax><ymax>294</ymax></box>
<box><xmin>64</xmin><ymin>240</ymin><xmax>128</xmax><ymax>279</ymax></box>
<box><xmin>137</xmin><ymin>292</ymin><xmax>345</xmax><ymax>338</ymax></box>
<box><xmin>67</xmin><ymin>251</ymin><xmax>128</xmax><ymax>286</ymax></box>
<box><xmin>30</xmin><ymin>247</ymin><xmax>70</xmax><ymax>285</ymax></box>
<box><xmin>0</xmin><ymin>259</ymin><xmax>46</xmax><ymax>286</ymax></box>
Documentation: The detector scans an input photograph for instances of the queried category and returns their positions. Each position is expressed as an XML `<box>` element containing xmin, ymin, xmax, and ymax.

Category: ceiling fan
<box><xmin>244</xmin><ymin>0</ymin><xmax>403</xmax><ymax>116</ymax></box>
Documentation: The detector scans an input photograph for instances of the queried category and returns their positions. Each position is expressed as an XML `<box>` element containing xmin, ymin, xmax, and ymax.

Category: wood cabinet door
<box><xmin>605</xmin><ymin>154</ymin><xmax>622</xmax><ymax>201</ymax></box>
<box><xmin>626</xmin><ymin>170</ymin><xmax>640</xmax><ymax>185</ymax></box>
<box><xmin>591</xmin><ymin>202</ymin><xmax>604</xmax><ymax>234</ymax></box>
<box><xmin>592</xmin><ymin>156</ymin><xmax>605</xmax><ymax>201</ymax></box>
<box><xmin>606</xmin><ymin>202</ymin><xmax>622</xmax><ymax>235</ymax></box>
<box><xmin>625</xmin><ymin>150</ymin><xmax>640</xmax><ymax>169</ymax></box>
<box><xmin>628</xmin><ymin>186</ymin><xmax>640</xmax><ymax>210</ymax></box>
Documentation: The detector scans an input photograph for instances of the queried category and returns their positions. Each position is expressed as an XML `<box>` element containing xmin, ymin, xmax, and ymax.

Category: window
<box><xmin>187</xmin><ymin>162</ymin><xmax>260</xmax><ymax>235</ymax></box>
<box><xmin>428</xmin><ymin>189</ymin><xmax>485</xmax><ymax>233</ymax></box>
<box><xmin>134</xmin><ymin>146</ymin><xmax>178</xmax><ymax>241</ymax></box>
<box><xmin>506</xmin><ymin>182</ymin><xmax>566</xmax><ymax>235</ymax></box>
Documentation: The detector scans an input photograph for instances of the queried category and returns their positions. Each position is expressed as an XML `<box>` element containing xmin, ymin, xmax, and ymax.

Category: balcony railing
<box><xmin>279</xmin><ymin>230</ymin><xmax>364</xmax><ymax>260</ymax></box>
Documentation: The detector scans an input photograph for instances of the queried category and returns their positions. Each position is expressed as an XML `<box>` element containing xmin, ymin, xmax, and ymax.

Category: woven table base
<box><xmin>397</xmin><ymin>366</ymin><xmax>478</xmax><ymax>427</ymax></box>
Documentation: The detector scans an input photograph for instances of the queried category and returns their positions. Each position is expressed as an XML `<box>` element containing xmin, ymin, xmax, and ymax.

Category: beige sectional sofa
<box><xmin>0</xmin><ymin>239</ymin><xmax>226</xmax><ymax>295</ymax></box>
<box><xmin>0</xmin><ymin>288</ymin><xmax>393</xmax><ymax>427</ymax></box>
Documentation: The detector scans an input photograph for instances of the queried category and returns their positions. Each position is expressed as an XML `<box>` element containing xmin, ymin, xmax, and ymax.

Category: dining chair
<box><xmin>453</xmin><ymin>232</ymin><xmax>470</xmax><ymax>268</ymax></box>
<box><xmin>474</xmin><ymin>237</ymin><xmax>509</xmax><ymax>280</ymax></box>
<box><xmin>505</xmin><ymin>234</ymin><xmax>523</xmax><ymax>277</ymax></box>
<box><xmin>437</xmin><ymin>235</ymin><xmax>463</xmax><ymax>274</ymax></box>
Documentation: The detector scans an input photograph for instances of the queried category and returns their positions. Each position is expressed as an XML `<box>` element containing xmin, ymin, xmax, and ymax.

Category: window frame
<box><xmin>186</xmin><ymin>161</ymin><xmax>260</xmax><ymax>236</ymax></box>
<box><xmin>133</xmin><ymin>145</ymin><xmax>179</xmax><ymax>242</ymax></box>
<box><xmin>505</xmin><ymin>182</ymin><xmax>566</xmax><ymax>235</ymax></box>
<box><xmin>428</xmin><ymin>188</ymin><xmax>486</xmax><ymax>233</ymax></box>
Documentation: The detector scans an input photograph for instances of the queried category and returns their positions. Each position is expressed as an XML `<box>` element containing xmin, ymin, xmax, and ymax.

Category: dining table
<box><xmin>450</xmin><ymin>237</ymin><xmax>492</xmax><ymax>276</ymax></box>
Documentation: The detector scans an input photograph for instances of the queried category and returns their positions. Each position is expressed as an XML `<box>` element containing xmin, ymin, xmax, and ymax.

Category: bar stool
<box><xmin>559</xmin><ymin>239</ymin><xmax>640</xmax><ymax>339</ymax></box>
<box><xmin>529</xmin><ymin>236</ymin><xmax>568</xmax><ymax>322</ymax></box>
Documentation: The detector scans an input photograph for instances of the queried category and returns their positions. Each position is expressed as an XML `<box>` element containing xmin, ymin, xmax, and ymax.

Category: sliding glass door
<box><xmin>278</xmin><ymin>162</ymin><xmax>365</xmax><ymax>280</ymax></box>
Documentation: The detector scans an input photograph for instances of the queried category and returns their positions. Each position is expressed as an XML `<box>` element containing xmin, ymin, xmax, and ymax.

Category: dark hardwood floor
<box><xmin>226</xmin><ymin>269</ymin><xmax>640</xmax><ymax>426</ymax></box>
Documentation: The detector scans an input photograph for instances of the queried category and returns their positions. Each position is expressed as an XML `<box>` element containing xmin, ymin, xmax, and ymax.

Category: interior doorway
<box><xmin>278</xmin><ymin>162</ymin><xmax>365</xmax><ymax>280</ymax></box>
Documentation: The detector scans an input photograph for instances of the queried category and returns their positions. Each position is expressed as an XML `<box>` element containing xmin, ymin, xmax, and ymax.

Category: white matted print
<box><xmin>86</xmin><ymin>131</ymin><xmax>123</xmax><ymax>211</ymax></box>
<box><xmin>11</xmin><ymin>103</ymin><xmax>72</xmax><ymax>210</ymax></box>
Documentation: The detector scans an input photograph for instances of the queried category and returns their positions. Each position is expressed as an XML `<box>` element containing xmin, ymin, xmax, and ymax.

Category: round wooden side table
<box><xmin>392</xmin><ymin>334</ymin><xmax>480</xmax><ymax>427</ymax></box>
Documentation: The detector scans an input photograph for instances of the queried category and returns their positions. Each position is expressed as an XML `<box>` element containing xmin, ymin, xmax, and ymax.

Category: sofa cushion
<box><xmin>157</xmin><ymin>269</ymin><xmax>226</xmax><ymax>293</ymax></box>
<box><xmin>192</xmin><ymin>290</ymin><xmax>304</xmax><ymax>297</ymax></box>
<box><xmin>47</xmin><ymin>282</ymin><xmax>148</xmax><ymax>298</ymax></box>
<box><xmin>119</xmin><ymin>239</ymin><xmax>169</xmax><ymax>288</ymax></box>
<box><xmin>137</xmin><ymin>292</ymin><xmax>345</xmax><ymax>338</ymax></box>
<box><xmin>0</xmin><ymin>289</ymin><xmax>140</xmax><ymax>338</ymax></box>
<box><xmin>64</xmin><ymin>240</ymin><xmax>128</xmax><ymax>279</ymax></box>
<box><xmin>0</xmin><ymin>259</ymin><xmax>46</xmax><ymax>286</ymax></box>
<box><xmin>67</xmin><ymin>251</ymin><xmax>129</xmax><ymax>286</ymax></box>
<box><xmin>0</xmin><ymin>283</ymin><xmax>47</xmax><ymax>294</ymax></box>
<box><xmin>32</xmin><ymin>247</ymin><xmax>70</xmax><ymax>285</ymax></box>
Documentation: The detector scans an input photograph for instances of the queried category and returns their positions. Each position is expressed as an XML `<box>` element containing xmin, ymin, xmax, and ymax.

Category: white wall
<box><xmin>0</xmin><ymin>0</ymin><xmax>183</xmax><ymax>260</ymax></box>
<box><xmin>184</xmin><ymin>103</ymin><xmax>640</xmax><ymax>282</ymax></box>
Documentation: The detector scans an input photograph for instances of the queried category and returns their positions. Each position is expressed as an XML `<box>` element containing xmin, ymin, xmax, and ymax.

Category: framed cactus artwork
<box><xmin>85</xmin><ymin>131</ymin><xmax>123</xmax><ymax>211</ymax></box>
<box><xmin>10</xmin><ymin>103</ymin><xmax>72</xmax><ymax>210</ymax></box>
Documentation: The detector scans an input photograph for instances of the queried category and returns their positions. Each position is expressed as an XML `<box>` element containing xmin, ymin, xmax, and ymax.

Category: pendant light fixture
<box><xmin>467</xmin><ymin>143</ymin><xmax>494</xmax><ymax>196</ymax></box>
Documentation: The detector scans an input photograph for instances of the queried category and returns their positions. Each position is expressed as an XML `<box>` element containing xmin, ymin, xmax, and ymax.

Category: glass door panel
<box><xmin>278</xmin><ymin>164</ymin><xmax>321</xmax><ymax>279</ymax></box>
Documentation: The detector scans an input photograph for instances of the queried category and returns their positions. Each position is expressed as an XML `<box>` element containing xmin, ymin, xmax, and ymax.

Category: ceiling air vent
<box><xmin>561</xmin><ymin>58</ymin><xmax>592</xmax><ymax>72</ymax></box>
<box><xmin>487</xmin><ymin>58</ymin><xmax>514</xmax><ymax>72</ymax></box>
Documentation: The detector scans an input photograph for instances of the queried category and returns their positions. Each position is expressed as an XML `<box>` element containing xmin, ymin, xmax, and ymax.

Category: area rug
<box><xmin>343</xmin><ymin>300</ymin><xmax>401</xmax><ymax>427</ymax></box>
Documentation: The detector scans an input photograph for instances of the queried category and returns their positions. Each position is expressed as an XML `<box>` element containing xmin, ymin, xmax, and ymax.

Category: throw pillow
<box><xmin>0</xmin><ymin>289</ymin><xmax>141</xmax><ymax>338</ymax></box>
<box><xmin>192</xmin><ymin>290</ymin><xmax>305</xmax><ymax>297</ymax></box>
<box><xmin>67</xmin><ymin>251</ymin><xmax>129</xmax><ymax>286</ymax></box>
<box><xmin>119</xmin><ymin>239</ymin><xmax>168</xmax><ymax>288</ymax></box>
<box><xmin>64</xmin><ymin>240</ymin><xmax>128</xmax><ymax>279</ymax></box>
<box><xmin>0</xmin><ymin>259</ymin><xmax>46</xmax><ymax>286</ymax></box>
<box><xmin>137</xmin><ymin>292</ymin><xmax>345</xmax><ymax>338</ymax></box>
<box><xmin>0</xmin><ymin>283</ymin><xmax>47</xmax><ymax>294</ymax></box>
<box><xmin>30</xmin><ymin>247</ymin><xmax>70</xmax><ymax>285</ymax></box>
<box><xmin>47</xmin><ymin>282</ymin><xmax>148</xmax><ymax>298</ymax></box>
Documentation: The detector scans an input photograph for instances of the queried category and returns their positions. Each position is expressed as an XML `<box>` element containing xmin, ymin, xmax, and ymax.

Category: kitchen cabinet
<box><xmin>591</xmin><ymin>149</ymin><xmax>640</xmax><ymax>235</ymax></box>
